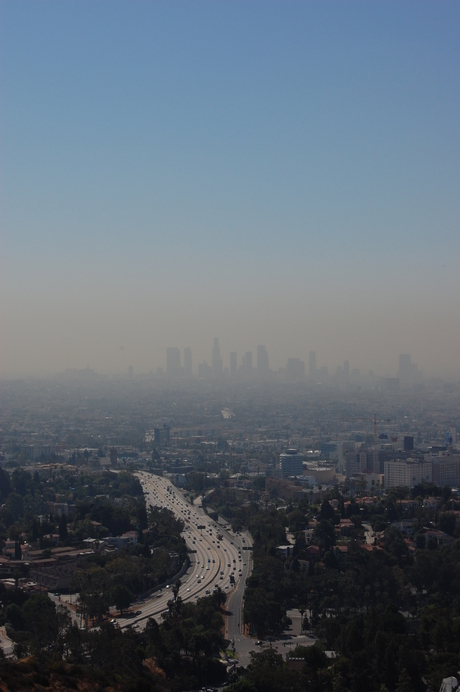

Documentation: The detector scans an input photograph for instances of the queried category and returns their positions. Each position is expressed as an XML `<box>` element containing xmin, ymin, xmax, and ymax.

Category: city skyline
<box><xmin>1</xmin><ymin>2</ymin><xmax>459</xmax><ymax>379</ymax></box>
<box><xmin>117</xmin><ymin>343</ymin><xmax>426</xmax><ymax>383</ymax></box>
<box><xmin>158</xmin><ymin>343</ymin><xmax>424</xmax><ymax>382</ymax></box>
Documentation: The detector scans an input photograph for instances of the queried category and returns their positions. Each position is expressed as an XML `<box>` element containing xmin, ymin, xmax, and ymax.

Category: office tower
<box><xmin>404</xmin><ymin>436</ymin><xmax>414</xmax><ymax>452</ymax></box>
<box><xmin>309</xmin><ymin>351</ymin><xmax>317</xmax><ymax>382</ymax></box>
<box><xmin>286</xmin><ymin>358</ymin><xmax>305</xmax><ymax>381</ymax></box>
<box><xmin>154</xmin><ymin>425</ymin><xmax>170</xmax><ymax>445</ymax></box>
<box><xmin>166</xmin><ymin>347</ymin><xmax>181</xmax><ymax>377</ymax></box>
<box><xmin>184</xmin><ymin>347</ymin><xmax>192</xmax><ymax>377</ymax></box>
<box><xmin>128</xmin><ymin>365</ymin><xmax>133</xmax><ymax>378</ymax></box>
<box><xmin>212</xmin><ymin>338</ymin><xmax>223</xmax><ymax>377</ymax></box>
<box><xmin>384</xmin><ymin>459</ymin><xmax>432</xmax><ymax>488</ymax></box>
<box><xmin>399</xmin><ymin>354</ymin><xmax>412</xmax><ymax>383</ymax></box>
<box><xmin>257</xmin><ymin>345</ymin><xmax>269</xmax><ymax>376</ymax></box>
<box><xmin>279</xmin><ymin>449</ymin><xmax>304</xmax><ymax>478</ymax></box>
<box><xmin>230</xmin><ymin>352</ymin><xmax>237</xmax><ymax>378</ymax></box>
<box><xmin>242</xmin><ymin>351</ymin><xmax>253</xmax><ymax>376</ymax></box>
<box><xmin>343</xmin><ymin>360</ymin><xmax>350</xmax><ymax>382</ymax></box>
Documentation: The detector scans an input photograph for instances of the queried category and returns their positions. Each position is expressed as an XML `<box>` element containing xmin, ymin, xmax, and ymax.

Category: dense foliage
<box><xmin>235</xmin><ymin>486</ymin><xmax>460</xmax><ymax>691</ymax></box>
<box><xmin>0</xmin><ymin>591</ymin><xmax>227</xmax><ymax>691</ymax></box>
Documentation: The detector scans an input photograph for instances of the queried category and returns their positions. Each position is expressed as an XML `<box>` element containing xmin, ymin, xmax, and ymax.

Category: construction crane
<box><xmin>368</xmin><ymin>413</ymin><xmax>391</xmax><ymax>447</ymax></box>
<box><xmin>340</xmin><ymin>413</ymin><xmax>391</xmax><ymax>447</ymax></box>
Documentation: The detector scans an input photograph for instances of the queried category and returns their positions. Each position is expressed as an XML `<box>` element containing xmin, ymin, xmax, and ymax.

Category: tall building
<box><xmin>384</xmin><ymin>459</ymin><xmax>432</xmax><ymax>489</ymax></box>
<box><xmin>309</xmin><ymin>351</ymin><xmax>317</xmax><ymax>382</ymax></box>
<box><xmin>432</xmin><ymin>454</ymin><xmax>460</xmax><ymax>486</ymax></box>
<box><xmin>166</xmin><ymin>347</ymin><xmax>181</xmax><ymax>378</ymax></box>
<box><xmin>154</xmin><ymin>425</ymin><xmax>170</xmax><ymax>445</ymax></box>
<box><xmin>399</xmin><ymin>354</ymin><xmax>412</xmax><ymax>383</ymax></box>
<box><xmin>184</xmin><ymin>347</ymin><xmax>192</xmax><ymax>377</ymax></box>
<box><xmin>279</xmin><ymin>449</ymin><xmax>304</xmax><ymax>478</ymax></box>
<box><xmin>257</xmin><ymin>345</ymin><xmax>269</xmax><ymax>376</ymax></box>
<box><xmin>343</xmin><ymin>360</ymin><xmax>350</xmax><ymax>382</ymax></box>
<box><xmin>212</xmin><ymin>338</ymin><xmax>223</xmax><ymax>377</ymax></box>
<box><xmin>230</xmin><ymin>352</ymin><xmax>237</xmax><ymax>378</ymax></box>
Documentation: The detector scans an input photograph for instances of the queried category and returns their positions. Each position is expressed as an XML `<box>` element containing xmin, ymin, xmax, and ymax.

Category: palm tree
<box><xmin>299</xmin><ymin>606</ymin><xmax>306</xmax><ymax>633</ymax></box>
<box><xmin>173</xmin><ymin>579</ymin><xmax>182</xmax><ymax>601</ymax></box>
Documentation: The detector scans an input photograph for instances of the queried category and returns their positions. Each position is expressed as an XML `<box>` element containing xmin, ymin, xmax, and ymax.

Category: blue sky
<box><xmin>1</xmin><ymin>1</ymin><xmax>459</xmax><ymax>376</ymax></box>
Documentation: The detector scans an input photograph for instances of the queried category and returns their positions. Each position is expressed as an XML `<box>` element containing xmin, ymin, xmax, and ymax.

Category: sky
<box><xmin>1</xmin><ymin>1</ymin><xmax>459</xmax><ymax>378</ymax></box>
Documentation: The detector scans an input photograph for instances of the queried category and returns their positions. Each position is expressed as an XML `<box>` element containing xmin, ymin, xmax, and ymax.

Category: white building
<box><xmin>384</xmin><ymin>459</ymin><xmax>432</xmax><ymax>489</ymax></box>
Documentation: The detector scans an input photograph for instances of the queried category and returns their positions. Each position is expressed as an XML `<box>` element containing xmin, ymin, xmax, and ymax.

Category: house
<box><xmin>338</xmin><ymin>519</ymin><xmax>354</xmax><ymax>536</ymax></box>
<box><xmin>423</xmin><ymin>497</ymin><xmax>440</xmax><ymax>510</ymax></box>
<box><xmin>421</xmin><ymin>528</ymin><xmax>454</xmax><ymax>546</ymax></box>
<box><xmin>390</xmin><ymin>520</ymin><xmax>416</xmax><ymax>535</ymax></box>
<box><xmin>276</xmin><ymin>545</ymin><xmax>294</xmax><ymax>559</ymax></box>
<box><xmin>101</xmin><ymin>531</ymin><xmax>138</xmax><ymax>550</ymax></box>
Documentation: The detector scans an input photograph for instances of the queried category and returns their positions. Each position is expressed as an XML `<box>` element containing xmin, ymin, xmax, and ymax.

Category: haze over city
<box><xmin>1</xmin><ymin>1</ymin><xmax>459</xmax><ymax>378</ymax></box>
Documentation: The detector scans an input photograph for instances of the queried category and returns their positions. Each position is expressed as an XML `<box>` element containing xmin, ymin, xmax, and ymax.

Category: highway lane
<box><xmin>116</xmin><ymin>472</ymin><xmax>252</xmax><ymax>633</ymax></box>
<box><xmin>225</xmin><ymin>528</ymin><xmax>253</xmax><ymax>642</ymax></box>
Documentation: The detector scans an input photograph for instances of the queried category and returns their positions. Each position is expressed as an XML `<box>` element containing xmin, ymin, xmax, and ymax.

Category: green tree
<box><xmin>6</xmin><ymin>493</ymin><xmax>24</xmax><ymax>520</ymax></box>
<box><xmin>14</xmin><ymin>540</ymin><xmax>21</xmax><ymax>561</ymax></box>
<box><xmin>172</xmin><ymin>579</ymin><xmax>182</xmax><ymax>601</ymax></box>
<box><xmin>112</xmin><ymin>584</ymin><xmax>134</xmax><ymax>616</ymax></box>
<box><xmin>0</xmin><ymin>468</ymin><xmax>11</xmax><ymax>501</ymax></box>
<box><xmin>22</xmin><ymin>593</ymin><xmax>59</xmax><ymax>652</ymax></box>
<box><xmin>59</xmin><ymin>514</ymin><xmax>68</xmax><ymax>541</ymax></box>
<box><xmin>438</xmin><ymin>512</ymin><xmax>456</xmax><ymax>535</ymax></box>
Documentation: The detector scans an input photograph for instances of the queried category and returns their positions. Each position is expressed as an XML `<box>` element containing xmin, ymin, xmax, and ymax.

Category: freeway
<box><xmin>116</xmin><ymin>472</ymin><xmax>252</xmax><ymax>636</ymax></box>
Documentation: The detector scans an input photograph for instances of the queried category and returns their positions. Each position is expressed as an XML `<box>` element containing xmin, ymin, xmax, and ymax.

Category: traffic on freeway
<box><xmin>116</xmin><ymin>472</ymin><xmax>252</xmax><ymax>632</ymax></box>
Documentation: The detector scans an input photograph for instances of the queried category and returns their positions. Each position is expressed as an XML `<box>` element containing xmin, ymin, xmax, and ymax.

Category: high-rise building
<box><xmin>184</xmin><ymin>347</ymin><xmax>192</xmax><ymax>377</ymax></box>
<box><xmin>257</xmin><ymin>345</ymin><xmax>269</xmax><ymax>376</ymax></box>
<box><xmin>432</xmin><ymin>454</ymin><xmax>460</xmax><ymax>486</ymax></box>
<box><xmin>309</xmin><ymin>351</ymin><xmax>317</xmax><ymax>382</ymax></box>
<box><xmin>212</xmin><ymin>338</ymin><xmax>223</xmax><ymax>377</ymax></box>
<box><xmin>404</xmin><ymin>436</ymin><xmax>414</xmax><ymax>452</ymax></box>
<box><xmin>343</xmin><ymin>360</ymin><xmax>350</xmax><ymax>382</ymax></box>
<box><xmin>230</xmin><ymin>352</ymin><xmax>237</xmax><ymax>378</ymax></box>
<box><xmin>154</xmin><ymin>425</ymin><xmax>170</xmax><ymax>445</ymax></box>
<box><xmin>279</xmin><ymin>449</ymin><xmax>304</xmax><ymax>478</ymax></box>
<box><xmin>166</xmin><ymin>347</ymin><xmax>181</xmax><ymax>378</ymax></box>
<box><xmin>384</xmin><ymin>459</ymin><xmax>432</xmax><ymax>488</ymax></box>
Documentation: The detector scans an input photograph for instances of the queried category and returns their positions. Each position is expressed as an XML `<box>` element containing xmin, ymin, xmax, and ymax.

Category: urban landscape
<box><xmin>0</xmin><ymin>347</ymin><xmax>460</xmax><ymax>690</ymax></box>
<box><xmin>2</xmin><ymin>1</ymin><xmax>459</xmax><ymax>690</ymax></box>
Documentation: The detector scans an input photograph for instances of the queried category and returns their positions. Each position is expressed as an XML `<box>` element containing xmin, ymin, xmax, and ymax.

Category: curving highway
<box><xmin>116</xmin><ymin>472</ymin><xmax>252</xmax><ymax>636</ymax></box>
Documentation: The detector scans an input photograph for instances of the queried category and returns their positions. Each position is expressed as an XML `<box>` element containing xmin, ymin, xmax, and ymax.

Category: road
<box><xmin>113</xmin><ymin>472</ymin><xmax>253</xmax><ymax>637</ymax></box>
<box><xmin>47</xmin><ymin>472</ymin><xmax>315</xmax><ymax>667</ymax></box>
